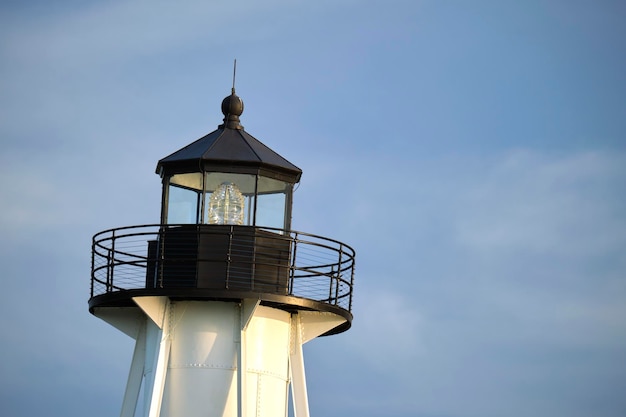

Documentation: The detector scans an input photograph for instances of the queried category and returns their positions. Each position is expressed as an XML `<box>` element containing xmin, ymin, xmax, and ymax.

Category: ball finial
<box><xmin>219</xmin><ymin>88</ymin><xmax>244</xmax><ymax>130</ymax></box>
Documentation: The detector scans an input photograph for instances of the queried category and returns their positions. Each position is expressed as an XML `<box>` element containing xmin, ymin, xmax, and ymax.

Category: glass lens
<box><xmin>207</xmin><ymin>182</ymin><xmax>245</xmax><ymax>225</ymax></box>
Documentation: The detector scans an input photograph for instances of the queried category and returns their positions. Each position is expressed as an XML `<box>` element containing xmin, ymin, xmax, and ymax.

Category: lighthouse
<box><xmin>89</xmin><ymin>87</ymin><xmax>356</xmax><ymax>417</ymax></box>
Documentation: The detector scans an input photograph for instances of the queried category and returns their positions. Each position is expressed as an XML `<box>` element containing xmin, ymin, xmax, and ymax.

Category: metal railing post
<box><xmin>251</xmin><ymin>227</ymin><xmax>258</xmax><ymax>291</ymax></box>
<box><xmin>349</xmin><ymin>253</ymin><xmax>355</xmax><ymax>311</ymax></box>
<box><xmin>226</xmin><ymin>226</ymin><xmax>233</xmax><ymax>289</ymax></box>
<box><xmin>90</xmin><ymin>237</ymin><xmax>95</xmax><ymax>298</ymax></box>
<box><xmin>109</xmin><ymin>230</ymin><xmax>116</xmax><ymax>293</ymax></box>
<box><xmin>158</xmin><ymin>226</ymin><xmax>165</xmax><ymax>288</ymax></box>
<box><xmin>328</xmin><ymin>265</ymin><xmax>335</xmax><ymax>303</ymax></box>
<box><xmin>106</xmin><ymin>250</ymin><xmax>112</xmax><ymax>293</ymax></box>
<box><xmin>334</xmin><ymin>245</ymin><xmax>343</xmax><ymax>305</ymax></box>
<box><xmin>289</xmin><ymin>232</ymin><xmax>298</xmax><ymax>295</ymax></box>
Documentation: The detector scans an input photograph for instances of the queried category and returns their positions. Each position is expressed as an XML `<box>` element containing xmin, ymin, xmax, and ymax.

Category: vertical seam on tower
<box><xmin>298</xmin><ymin>313</ymin><xmax>305</xmax><ymax>347</ymax></box>
<box><xmin>256</xmin><ymin>373</ymin><xmax>262</xmax><ymax>417</ymax></box>
<box><xmin>167</xmin><ymin>301</ymin><xmax>175</xmax><ymax>341</ymax></box>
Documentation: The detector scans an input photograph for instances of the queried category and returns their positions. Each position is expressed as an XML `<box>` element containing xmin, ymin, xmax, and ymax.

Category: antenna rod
<box><xmin>232</xmin><ymin>59</ymin><xmax>237</xmax><ymax>93</ymax></box>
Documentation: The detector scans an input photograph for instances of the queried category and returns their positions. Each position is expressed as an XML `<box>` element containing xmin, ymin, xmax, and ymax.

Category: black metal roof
<box><xmin>156</xmin><ymin>90</ymin><xmax>302</xmax><ymax>184</ymax></box>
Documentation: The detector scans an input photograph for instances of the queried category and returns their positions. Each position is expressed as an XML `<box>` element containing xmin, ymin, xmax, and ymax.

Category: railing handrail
<box><xmin>93</xmin><ymin>224</ymin><xmax>356</xmax><ymax>253</ymax></box>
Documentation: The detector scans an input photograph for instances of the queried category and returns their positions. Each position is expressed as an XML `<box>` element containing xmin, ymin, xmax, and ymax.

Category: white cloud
<box><xmin>454</xmin><ymin>149</ymin><xmax>626</xmax><ymax>257</ymax></box>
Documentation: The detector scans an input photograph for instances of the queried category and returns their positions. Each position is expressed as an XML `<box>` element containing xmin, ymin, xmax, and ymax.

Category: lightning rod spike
<box><xmin>232</xmin><ymin>59</ymin><xmax>237</xmax><ymax>93</ymax></box>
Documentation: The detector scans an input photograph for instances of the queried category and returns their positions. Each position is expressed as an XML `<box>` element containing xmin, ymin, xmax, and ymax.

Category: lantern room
<box><xmin>89</xmin><ymin>86</ymin><xmax>355</xmax><ymax>332</ymax></box>
<box><xmin>157</xmin><ymin>89</ymin><xmax>301</xmax><ymax>231</ymax></box>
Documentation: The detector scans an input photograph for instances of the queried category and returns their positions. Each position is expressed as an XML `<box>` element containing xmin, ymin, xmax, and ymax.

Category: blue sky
<box><xmin>1</xmin><ymin>1</ymin><xmax>625</xmax><ymax>416</ymax></box>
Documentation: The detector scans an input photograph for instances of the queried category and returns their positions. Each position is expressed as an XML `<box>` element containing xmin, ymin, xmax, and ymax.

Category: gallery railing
<box><xmin>91</xmin><ymin>224</ymin><xmax>355</xmax><ymax>312</ymax></box>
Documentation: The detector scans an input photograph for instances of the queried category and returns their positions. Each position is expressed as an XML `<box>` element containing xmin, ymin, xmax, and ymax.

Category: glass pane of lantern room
<box><xmin>256</xmin><ymin>176</ymin><xmax>290</xmax><ymax>230</ymax></box>
<box><xmin>204</xmin><ymin>173</ymin><xmax>256</xmax><ymax>225</ymax></box>
<box><xmin>166</xmin><ymin>173</ymin><xmax>203</xmax><ymax>223</ymax></box>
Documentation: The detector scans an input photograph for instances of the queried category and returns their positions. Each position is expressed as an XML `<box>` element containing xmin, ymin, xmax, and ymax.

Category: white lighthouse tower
<box><xmin>89</xmin><ymin>88</ymin><xmax>355</xmax><ymax>417</ymax></box>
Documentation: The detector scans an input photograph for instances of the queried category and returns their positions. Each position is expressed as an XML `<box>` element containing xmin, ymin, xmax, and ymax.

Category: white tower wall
<box><xmin>161</xmin><ymin>301</ymin><xmax>290</xmax><ymax>417</ymax></box>
<box><xmin>95</xmin><ymin>297</ymin><xmax>345</xmax><ymax>417</ymax></box>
